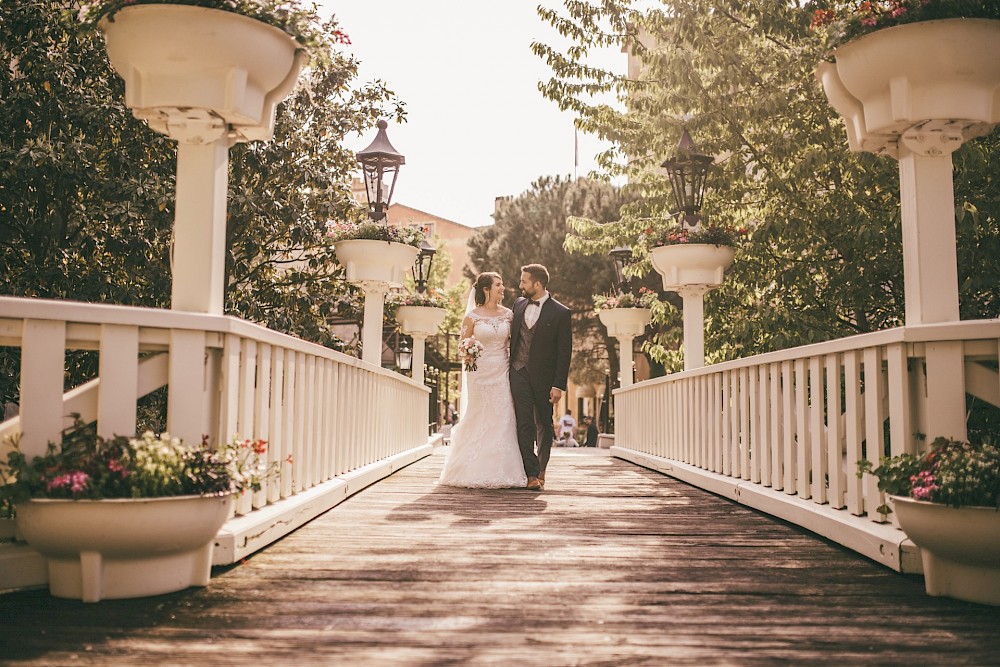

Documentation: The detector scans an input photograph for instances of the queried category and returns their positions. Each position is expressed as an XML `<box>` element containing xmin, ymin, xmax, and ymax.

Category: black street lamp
<box><xmin>397</xmin><ymin>342</ymin><xmax>413</xmax><ymax>373</ymax></box>
<box><xmin>608</xmin><ymin>246</ymin><xmax>634</xmax><ymax>293</ymax></box>
<box><xmin>413</xmin><ymin>239</ymin><xmax>436</xmax><ymax>293</ymax></box>
<box><xmin>357</xmin><ymin>120</ymin><xmax>405</xmax><ymax>222</ymax></box>
<box><xmin>661</xmin><ymin>128</ymin><xmax>713</xmax><ymax>229</ymax></box>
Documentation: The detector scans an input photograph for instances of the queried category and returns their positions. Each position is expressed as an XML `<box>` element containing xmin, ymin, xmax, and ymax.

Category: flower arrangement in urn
<box><xmin>325</xmin><ymin>220</ymin><xmax>427</xmax><ymax>249</ymax></box>
<box><xmin>76</xmin><ymin>0</ymin><xmax>348</xmax><ymax>51</ymax></box>
<box><xmin>386</xmin><ymin>288</ymin><xmax>449</xmax><ymax>310</ymax></box>
<box><xmin>0</xmin><ymin>418</ymin><xmax>282</xmax><ymax>509</ymax></box>
<box><xmin>592</xmin><ymin>286</ymin><xmax>659</xmax><ymax>313</ymax></box>
<box><xmin>643</xmin><ymin>223</ymin><xmax>746</xmax><ymax>249</ymax></box>
<box><xmin>811</xmin><ymin>0</ymin><xmax>1000</xmax><ymax>50</ymax></box>
<box><xmin>858</xmin><ymin>436</ymin><xmax>1000</xmax><ymax>515</ymax></box>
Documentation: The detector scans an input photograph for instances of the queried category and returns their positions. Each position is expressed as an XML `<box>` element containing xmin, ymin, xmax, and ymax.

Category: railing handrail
<box><xmin>0</xmin><ymin>295</ymin><xmax>426</xmax><ymax>391</ymax></box>
<box><xmin>619</xmin><ymin>318</ymin><xmax>1000</xmax><ymax>392</ymax></box>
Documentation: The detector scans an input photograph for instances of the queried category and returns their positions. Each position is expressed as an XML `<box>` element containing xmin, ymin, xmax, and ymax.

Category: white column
<box><xmin>616</xmin><ymin>335</ymin><xmax>636</xmax><ymax>387</ymax></box>
<box><xmin>172</xmin><ymin>138</ymin><xmax>230</xmax><ymax>315</ymax></box>
<box><xmin>359</xmin><ymin>280</ymin><xmax>390</xmax><ymax>367</ymax></box>
<box><xmin>897</xmin><ymin>141</ymin><xmax>960</xmax><ymax>325</ymax></box>
<box><xmin>678</xmin><ymin>286</ymin><xmax>709</xmax><ymax>371</ymax></box>
<box><xmin>410</xmin><ymin>334</ymin><xmax>427</xmax><ymax>385</ymax></box>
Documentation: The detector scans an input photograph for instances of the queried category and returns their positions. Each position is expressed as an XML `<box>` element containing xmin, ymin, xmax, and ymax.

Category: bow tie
<box><xmin>527</xmin><ymin>299</ymin><xmax>541</xmax><ymax>307</ymax></box>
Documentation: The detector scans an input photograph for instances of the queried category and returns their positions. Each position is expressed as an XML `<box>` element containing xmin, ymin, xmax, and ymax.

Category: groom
<box><xmin>509</xmin><ymin>263</ymin><xmax>572</xmax><ymax>491</ymax></box>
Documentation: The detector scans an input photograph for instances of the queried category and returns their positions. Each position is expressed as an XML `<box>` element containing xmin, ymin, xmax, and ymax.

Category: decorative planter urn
<box><xmin>891</xmin><ymin>496</ymin><xmax>1000</xmax><ymax>606</ymax></box>
<box><xmin>396</xmin><ymin>305</ymin><xmax>447</xmax><ymax>384</ymax></box>
<box><xmin>333</xmin><ymin>240</ymin><xmax>420</xmax><ymax>288</ymax></box>
<box><xmin>101</xmin><ymin>5</ymin><xmax>307</xmax><ymax>144</ymax></box>
<box><xmin>16</xmin><ymin>494</ymin><xmax>233</xmax><ymax>602</ymax></box>
<box><xmin>396</xmin><ymin>305</ymin><xmax>447</xmax><ymax>337</ymax></box>
<box><xmin>598</xmin><ymin>308</ymin><xmax>651</xmax><ymax>387</ymax></box>
<box><xmin>816</xmin><ymin>19</ymin><xmax>1000</xmax><ymax>156</ymax></box>
<box><xmin>598</xmin><ymin>308</ymin><xmax>651</xmax><ymax>338</ymax></box>
<box><xmin>650</xmin><ymin>244</ymin><xmax>736</xmax><ymax>291</ymax></box>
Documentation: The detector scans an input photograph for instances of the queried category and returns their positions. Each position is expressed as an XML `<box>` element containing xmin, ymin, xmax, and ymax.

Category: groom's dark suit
<box><xmin>509</xmin><ymin>293</ymin><xmax>572</xmax><ymax>479</ymax></box>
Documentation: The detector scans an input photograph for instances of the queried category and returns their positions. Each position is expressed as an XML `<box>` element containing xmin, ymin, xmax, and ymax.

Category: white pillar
<box><xmin>897</xmin><ymin>141</ymin><xmax>960</xmax><ymax>325</ymax></box>
<box><xmin>678</xmin><ymin>286</ymin><xmax>709</xmax><ymax>371</ymax></box>
<box><xmin>616</xmin><ymin>335</ymin><xmax>636</xmax><ymax>387</ymax></box>
<box><xmin>359</xmin><ymin>281</ymin><xmax>389</xmax><ymax>366</ymax></box>
<box><xmin>410</xmin><ymin>334</ymin><xmax>427</xmax><ymax>385</ymax></box>
<box><xmin>172</xmin><ymin>138</ymin><xmax>230</xmax><ymax>315</ymax></box>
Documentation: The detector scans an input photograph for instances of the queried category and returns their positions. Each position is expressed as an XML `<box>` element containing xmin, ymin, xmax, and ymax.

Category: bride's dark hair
<box><xmin>474</xmin><ymin>272</ymin><xmax>502</xmax><ymax>306</ymax></box>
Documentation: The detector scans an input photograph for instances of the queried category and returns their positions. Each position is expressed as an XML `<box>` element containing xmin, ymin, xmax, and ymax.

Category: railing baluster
<box><xmin>843</xmin><ymin>349</ymin><xmax>864</xmax><ymax>515</ymax></box>
<box><xmin>739</xmin><ymin>367</ymin><xmax>751</xmax><ymax>480</ymax></box>
<box><xmin>781</xmin><ymin>360</ymin><xmax>795</xmax><ymax>494</ymax></box>
<box><xmin>769</xmin><ymin>362</ymin><xmax>783</xmax><ymax>491</ymax></box>
<box><xmin>826</xmin><ymin>353</ymin><xmax>845</xmax><ymax>509</ymax></box>
<box><xmin>253</xmin><ymin>343</ymin><xmax>271</xmax><ymax>509</ymax></box>
<box><xmin>886</xmin><ymin>342</ymin><xmax>914</xmax><ymax>459</ymax></box>
<box><xmin>809</xmin><ymin>356</ymin><xmax>827</xmax><ymax>504</ymax></box>
<box><xmin>862</xmin><ymin>347</ymin><xmax>886</xmax><ymax>520</ymax></box>
<box><xmin>729</xmin><ymin>370</ymin><xmax>740</xmax><ymax>478</ymax></box>
<box><xmin>97</xmin><ymin>324</ymin><xmax>139</xmax><ymax>439</ymax></box>
<box><xmin>794</xmin><ymin>358</ymin><xmax>810</xmax><ymax>498</ymax></box>
<box><xmin>749</xmin><ymin>365</ymin><xmax>761</xmax><ymax>483</ymax></box>
<box><xmin>269</xmin><ymin>347</ymin><xmax>285</xmax><ymax>503</ymax></box>
<box><xmin>18</xmin><ymin>319</ymin><xmax>67</xmax><ymax>458</ymax></box>
<box><xmin>168</xmin><ymin>329</ymin><xmax>208</xmax><ymax>448</ymax></box>
<box><xmin>757</xmin><ymin>363</ymin><xmax>771</xmax><ymax>487</ymax></box>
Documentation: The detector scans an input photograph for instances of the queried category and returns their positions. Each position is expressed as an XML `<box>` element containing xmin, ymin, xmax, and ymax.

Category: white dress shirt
<box><xmin>524</xmin><ymin>291</ymin><xmax>549</xmax><ymax>329</ymax></box>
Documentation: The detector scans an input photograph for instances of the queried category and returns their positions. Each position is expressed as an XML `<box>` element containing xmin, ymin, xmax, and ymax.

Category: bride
<box><xmin>438</xmin><ymin>272</ymin><xmax>527</xmax><ymax>488</ymax></box>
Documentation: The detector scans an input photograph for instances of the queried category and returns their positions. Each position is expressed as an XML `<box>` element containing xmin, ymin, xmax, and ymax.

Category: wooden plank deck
<box><xmin>2</xmin><ymin>447</ymin><xmax>999</xmax><ymax>666</ymax></box>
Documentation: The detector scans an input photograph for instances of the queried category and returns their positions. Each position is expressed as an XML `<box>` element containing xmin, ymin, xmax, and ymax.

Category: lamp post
<box><xmin>657</xmin><ymin>128</ymin><xmax>731</xmax><ymax>370</ymax></box>
<box><xmin>413</xmin><ymin>239</ymin><xmax>436</xmax><ymax>293</ymax></box>
<box><xmin>397</xmin><ymin>342</ymin><xmax>413</xmax><ymax>373</ymax></box>
<box><xmin>352</xmin><ymin>120</ymin><xmax>408</xmax><ymax>366</ymax></box>
<box><xmin>661</xmin><ymin>129</ymin><xmax>714</xmax><ymax>230</ymax></box>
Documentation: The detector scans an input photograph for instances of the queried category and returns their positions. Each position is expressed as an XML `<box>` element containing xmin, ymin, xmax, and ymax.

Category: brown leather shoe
<box><xmin>537</xmin><ymin>474</ymin><xmax>545</xmax><ymax>489</ymax></box>
<box><xmin>526</xmin><ymin>477</ymin><xmax>542</xmax><ymax>490</ymax></box>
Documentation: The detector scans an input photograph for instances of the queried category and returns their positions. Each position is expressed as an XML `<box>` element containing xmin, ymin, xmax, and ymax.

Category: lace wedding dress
<box><xmin>439</xmin><ymin>310</ymin><xmax>527</xmax><ymax>488</ymax></box>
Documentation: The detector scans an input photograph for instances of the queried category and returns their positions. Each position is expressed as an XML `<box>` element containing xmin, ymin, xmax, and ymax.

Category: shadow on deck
<box><xmin>2</xmin><ymin>448</ymin><xmax>999</xmax><ymax>665</ymax></box>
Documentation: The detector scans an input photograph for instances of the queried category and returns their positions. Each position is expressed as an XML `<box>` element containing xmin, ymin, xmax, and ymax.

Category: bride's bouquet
<box><xmin>458</xmin><ymin>337</ymin><xmax>485</xmax><ymax>372</ymax></box>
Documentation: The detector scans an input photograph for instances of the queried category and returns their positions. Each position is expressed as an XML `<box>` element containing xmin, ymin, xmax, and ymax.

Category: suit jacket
<box><xmin>510</xmin><ymin>294</ymin><xmax>572</xmax><ymax>391</ymax></box>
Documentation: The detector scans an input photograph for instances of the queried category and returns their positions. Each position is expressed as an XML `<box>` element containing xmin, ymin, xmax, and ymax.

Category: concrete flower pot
<box><xmin>816</xmin><ymin>19</ymin><xmax>1000</xmax><ymax>155</ymax></box>
<box><xmin>598</xmin><ymin>308</ymin><xmax>651</xmax><ymax>338</ymax></box>
<box><xmin>891</xmin><ymin>495</ymin><xmax>1000</xmax><ymax>606</ymax></box>
<box><xmin>101</xmin><ymin>5</ymin><xmax>307</xmax><ymax>143</ymax></box>
<box><xmin>650</xmin><ymin>244</ymin><xmax>735</xmax><ymax>291</ymax></box>
<box><xmin>396</xmin><ymin>305</ymin><xmax>447</xmax><ymax>337</ymax></box>
<box><xmin>334</xmin><ymin>240</ymin><xmax>419</xmax><ymax>288</ymax></box>
<box><xmin>16</xmin><ymin>494</ymin><xmax>233</xmax><ymax>602</ymax></box>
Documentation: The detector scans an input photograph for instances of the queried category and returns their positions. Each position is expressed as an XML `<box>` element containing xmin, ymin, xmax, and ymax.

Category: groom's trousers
<box><xmin>510</xmin><ymin>367</ymin><xmax>554</xmax><ymax>478</ymax></box>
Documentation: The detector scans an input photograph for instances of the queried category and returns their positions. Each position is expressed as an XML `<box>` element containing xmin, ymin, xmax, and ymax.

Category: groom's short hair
<box><xmin>521</xmin><ymin>263</ymin><xmax>549</xmax><ymax>287</ymax></box>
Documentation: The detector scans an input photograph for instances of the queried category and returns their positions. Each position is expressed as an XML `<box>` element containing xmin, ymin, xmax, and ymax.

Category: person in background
<box><xmin>583</xmin><ymin>416</ymin><xmax>599</xmax><ymax>448</ymax></box>
<box><xmin>558</xmin><ymin>409</ymin><xmax>577</xmax><ymax>447</ymax></box>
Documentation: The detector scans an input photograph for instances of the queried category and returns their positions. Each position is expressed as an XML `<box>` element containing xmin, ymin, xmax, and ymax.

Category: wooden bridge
<box><xmin>3</xmin><ymin>448</ymin><xmax>998</xmax><ymax>666</ymax></box>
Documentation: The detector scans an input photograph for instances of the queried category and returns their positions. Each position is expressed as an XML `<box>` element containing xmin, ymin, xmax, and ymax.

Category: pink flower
<box><xmin>46</xmin><ymin>471</ymin><xmax>90</xmax><ymax>495</ymax></box>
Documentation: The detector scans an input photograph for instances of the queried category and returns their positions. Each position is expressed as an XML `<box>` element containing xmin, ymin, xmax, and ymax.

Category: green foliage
<box><xmin>467</xmin><ymin>175</ymin><xmax>632</xmax><ymax>384</ymax></box>
<box><xmin>534</xmin><ymin>0</ymin><xmax>1000</xmax><ymax>370</ymax></box>
<box><xmin>859</xmin><ymin>437</ymin><xmax>1000</xmax><ymax>513</ymax></box>
<box><xmin>0</xmin><ymin>418</ymin><xmax>279</xmax><ymax>509</ymax></box>
<box><xmin>0</xmin><ymin>2</ymin><xmax>403</xmax><ymax>402</ymax></box>
<box><xmin>592</xmin><ymin>286</ymin><xmax>658</xmax><ymax>311</ymax></box>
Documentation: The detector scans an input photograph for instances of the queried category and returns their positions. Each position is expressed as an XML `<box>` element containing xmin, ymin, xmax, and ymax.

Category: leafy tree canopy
<box><xmin>535</xmin><ymin>0</ymin><xmax>1000</xmax><ymax>370</ymax></box>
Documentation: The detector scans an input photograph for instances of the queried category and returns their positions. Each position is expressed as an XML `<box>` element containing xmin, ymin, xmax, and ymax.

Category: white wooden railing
<box><xmin>612</xmin><ymin>319</ymin><xmax>1000</xmax><ymax>572</ymax></box>
<box><xmin>0</xmin><ymin>295</ymin><xmax>435</xmax><ymax>587</ymax></box>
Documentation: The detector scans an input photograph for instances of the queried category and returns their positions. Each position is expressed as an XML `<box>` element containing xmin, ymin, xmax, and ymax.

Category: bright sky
<box><xmin>316</xmin><ymin>1</ymin><xmax>625</xmax><ymax>228</ymax></box>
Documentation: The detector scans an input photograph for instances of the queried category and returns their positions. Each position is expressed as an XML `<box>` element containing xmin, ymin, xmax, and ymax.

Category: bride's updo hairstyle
<box><xmin>474</xmin><ymin>272</ymin><xmax>502</xmax><ymax>306</ymax></box>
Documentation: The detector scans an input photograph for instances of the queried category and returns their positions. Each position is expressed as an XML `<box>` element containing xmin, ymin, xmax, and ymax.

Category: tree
<box><xmin>466</xmin><ymin>175</ymin><xmax>632</xmax><ymax>385</ymax></box>
<box><xmin>0</xmin><ymin>2</ymin><xmax>403</xmax><ymax>408</ymax></box>
<box><xmin>534</xmin><ymin>0</ymin><xmax>1000</xmax><ymax>371</ymax></box>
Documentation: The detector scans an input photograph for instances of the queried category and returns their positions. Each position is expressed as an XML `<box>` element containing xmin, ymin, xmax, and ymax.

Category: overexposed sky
<box><xmin>316</xmin><ymin>2</ymin><xmax>625</xmax><ymax>228</ymax></box>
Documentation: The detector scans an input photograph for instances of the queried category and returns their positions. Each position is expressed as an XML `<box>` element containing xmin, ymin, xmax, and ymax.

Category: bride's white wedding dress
<box><xmin>439</xmin><ymin>309</ymin><xmax>527</xmax><ymax>488</ymax></box>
